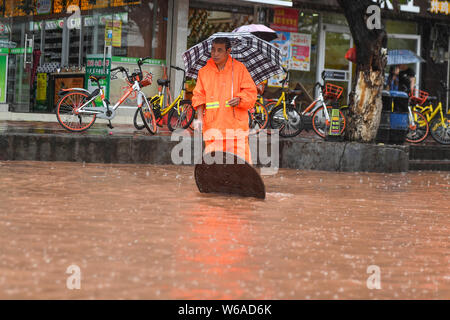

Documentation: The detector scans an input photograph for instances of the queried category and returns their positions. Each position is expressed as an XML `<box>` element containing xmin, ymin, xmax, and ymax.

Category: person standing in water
<box><xmin>192</xmin><ymin>37</ymin><xmax>257</xmax><ymax>164</ymax></box>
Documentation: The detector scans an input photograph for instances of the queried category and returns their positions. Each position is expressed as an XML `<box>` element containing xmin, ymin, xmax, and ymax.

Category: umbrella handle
<box><xmin>231</xmin><ymin>57</ymin><xmax>234</xmax><ymax>100</ymax></box>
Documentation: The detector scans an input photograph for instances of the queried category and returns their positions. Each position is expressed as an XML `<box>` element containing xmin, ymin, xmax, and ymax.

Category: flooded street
<box><xmin>0</xmin><ymin>161</ymin><xmax>449</xmax><ymax>299</ymax></box>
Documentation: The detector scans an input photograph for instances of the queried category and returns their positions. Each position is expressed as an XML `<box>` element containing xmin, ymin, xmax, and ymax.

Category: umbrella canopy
<box><xmin>232</xmin><ymin>24</ymin><xmax>277</xmax><ymax>42</ymax></box>
<box><xmin>387</xmin><ymin>49</ymin><xmax>425</xmax><ymax>65</ymax></box>
<box><xmin>183</xmin><ymin>32</ymin><xmax>283</xmax><ymax>85</ymax></box>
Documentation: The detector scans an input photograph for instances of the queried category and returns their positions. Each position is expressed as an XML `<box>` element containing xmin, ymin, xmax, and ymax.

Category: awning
<box><xmin>198</xmin><ymin>0</ymin><xmax>293</xmax><ymax>8</ymax></box>
<box><xmin>241</xmin><ymin>0</ymin><xmax>292</xmax><ymax>6</ymax></box>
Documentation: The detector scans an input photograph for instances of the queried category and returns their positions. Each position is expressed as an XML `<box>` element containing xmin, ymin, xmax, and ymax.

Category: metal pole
<box><xmin>79</xmin><ymin>16</ymin><xmax>84</xmax><ymax>68</ymax></box>
<box><xmin>447</xmin><ymin>35</ymin><xmax>450</xmax><ymax>113</ymax></box>
<box><xmin>40</xmin><ymin>22</ymin><xmax>45</xmax><ymax>66</ymax></box>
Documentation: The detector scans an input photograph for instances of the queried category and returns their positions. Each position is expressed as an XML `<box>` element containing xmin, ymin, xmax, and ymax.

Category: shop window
<box><xmin>322</xmin><ymin>12</ymin><xmax>348</xmax><ymax>27</ymax></box>
<box><xmin>265</xmin><ymin>11</ymin><xmax>319</xmax><ymax>105</ymax></box>
<box><xmin>386</xmin><ymin>36</ymin><xmax>420</xmax><ymax>81</ymax></box>
<box><xmin>288</xmin><ymin>12</ymin><xmax>319</xmax><ymax>98</ymax></box>
<box><xmin>187</xmin><ymin>9</ymin><xmax>254</xmax><ymax>49</ymax></box>
<box><xmin>1</xmin><ymin>0</ymin><xmax>167</xmax><ymax>114</ymax></box>
<box><xmin>386</xmin><ymin>20</ymin><xmax>417</xmax><ymax>35</ymax></box>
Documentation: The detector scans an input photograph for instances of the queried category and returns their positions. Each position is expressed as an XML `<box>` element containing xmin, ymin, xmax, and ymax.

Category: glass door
<box><xmin>319</xmin><ymin>24</ymin><xmax>353</xmax><ymax>105</ymax></box>
<box><xmin>8</xmin><ymin>12</ymin><xmax>38</xmax><ymax>112</ymax></box>
<box><xmin>387</xmin><ymin>34</ymin><xmax>421</xmax><ymax>90</ymax></box>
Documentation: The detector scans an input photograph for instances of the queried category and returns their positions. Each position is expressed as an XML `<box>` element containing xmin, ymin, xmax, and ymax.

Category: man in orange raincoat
<box><xmin>192</xmin><ymin>37</ymin><xmax>257</xmax><ymax>164</ymax></box>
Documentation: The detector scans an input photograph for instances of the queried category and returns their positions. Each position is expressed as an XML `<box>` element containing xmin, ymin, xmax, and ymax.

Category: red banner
<box><xmin>270</xmin><ymin>7</ymin><xmax>299</xmax><ymax>33</ymax></box>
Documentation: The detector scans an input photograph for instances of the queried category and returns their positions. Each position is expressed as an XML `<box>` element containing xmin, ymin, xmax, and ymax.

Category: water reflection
<box><xmin>0</xmin><ymin>161</ymin><xmax>448</xmax><ymax>299</ymax></box>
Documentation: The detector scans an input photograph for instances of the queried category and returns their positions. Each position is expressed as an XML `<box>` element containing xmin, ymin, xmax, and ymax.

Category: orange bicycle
<box><xmin>56</xmin><ymin>57</ymin><xmax>157</xmax><ymax>133</ymax></box>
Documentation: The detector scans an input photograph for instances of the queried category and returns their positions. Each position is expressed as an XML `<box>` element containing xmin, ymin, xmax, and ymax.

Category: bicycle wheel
<box><xmin>264</xmin><ymin>100</ymin><xmax>277</xmax><ymax>114</ymax></box>
<box><xmin>405</xmin><ymin>111</ymin><xmax>429</xmax><ymax>143</ymax></box>
<box><xmin>312</xmin><ymin>106</ymin><xmax>346</xmax><ymax>138</ymax></box>
<box><xmin>249</xmin><ymin>102</ymin><xmax>269</xmax><ymax>134</ymax></box>
<box><xmin>429</xmin><ymin>115</ymin><xmax>450</xmax><ymax>145</ymax></box>
<box><xmin>269</xmin><ymin>105</ymin><xmax>303</xmax><ymax>137</ymax></box>
<box><xmin>167</xmin><ymin>101</ymin><xmax>195</xmax><ymax>131</ymax></box>
<box><xmin>140</xmin><ymin>99</ymin><xmax>157</xmax><ymax>134</ymax></box>
<box><xmin>56</xmin><ymin>91</ymin><xmax>96</xmax><ymax>132</ymax></box>
<box><xmin>133</xmin><ymin>107</ymin><xmax>145</xmax><ymax>130</ymax></box>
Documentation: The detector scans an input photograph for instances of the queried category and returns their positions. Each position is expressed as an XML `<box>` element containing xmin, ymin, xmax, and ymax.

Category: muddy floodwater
<box><xmin>0</xmin><ymin>161</ymin><xmax>449</xmax><ymax>299</ymax></box>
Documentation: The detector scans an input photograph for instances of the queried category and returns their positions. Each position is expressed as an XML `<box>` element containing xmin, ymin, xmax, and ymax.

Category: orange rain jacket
<box><xmin>192</xmin><ymin>56</ymin><xmax>257</xmax><ymax>141</ymax></box>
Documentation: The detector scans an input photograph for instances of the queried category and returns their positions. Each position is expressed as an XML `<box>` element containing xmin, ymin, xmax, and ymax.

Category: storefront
<box><xmin>0</xmin><ymin>0</ymin><xmax>168</xmax><ymax>114</ymax></box>
<box><xmin>185</xmin><ymin>0</ymin><xmax>449</xmax><ymax>108</ymax></box>
<box><xmin>289</xmin><ymin>0</ymin><xmax>449</xmax><ymax>107</ymax></box>
<box><xmin>1</xmin><ymin>0</ymin><xmax>448</xmax><ymax>117</ymax></box>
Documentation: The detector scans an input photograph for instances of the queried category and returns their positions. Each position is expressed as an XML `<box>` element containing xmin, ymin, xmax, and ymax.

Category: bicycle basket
<box><xmin>324</xmin><ymin>83</ymin><xmax>344</xmax><ymax>100</ymax></box>
<box><xmin>409</xmin><ymin>89</ymin><xmax>429</xmax><ymax>106</ymax></box>
<box><xmin>139</xmin><ymin>72</ymin><xmax>153</xmax><ymax>88</ymax></box>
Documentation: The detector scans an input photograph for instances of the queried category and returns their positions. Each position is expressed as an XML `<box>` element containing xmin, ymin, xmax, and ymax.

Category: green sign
<box><xmin>0</xmin><ymin>48</ymin><xmax>9</xmax><ymax>54</ymax></box>
<box><xmin>329</xmin><ymin>108</ymin><xmax>341</xmax><ymax>136</ymax></box>
<box><xmin>85</xmin><ymin>54</ymin><xmax>111</xmax><ymax>106</ymax></box>
<box><xmin>111</xmin><ymin>56</ymin><xmax>166</xmax><ymax>66</ymax></box>
<box><xmin>0</xmin><ymin>54</ymin><xmax>7</xmax><ymax>103</ymax></box>
<box><xmin>10</xmin><ymin>47</ymin><xmax>32</xmax><ymax>54</ymax></box>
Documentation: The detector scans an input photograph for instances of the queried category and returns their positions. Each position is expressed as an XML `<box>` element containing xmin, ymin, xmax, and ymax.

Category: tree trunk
<box><xmin>337</xmin><ymin>0</ymin><xmax>388</xmax><ymax>142</ymax></box>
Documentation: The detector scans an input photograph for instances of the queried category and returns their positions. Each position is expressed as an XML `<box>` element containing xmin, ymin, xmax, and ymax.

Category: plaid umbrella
<box><xmin>182</xmin><ymin>32</ymin><xmax>283</xmax><ymax>85</ymax></box>
<box><xmin>387</xmin><ymin>49</ymin><xmax>425</xmax><ymax>65</ymax></box>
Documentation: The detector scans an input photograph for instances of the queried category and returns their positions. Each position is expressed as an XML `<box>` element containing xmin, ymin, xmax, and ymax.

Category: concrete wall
<box><xmin>0</xmin><ymin>133</ymin><xmax>409</xmax><ymax>172</ymax></box>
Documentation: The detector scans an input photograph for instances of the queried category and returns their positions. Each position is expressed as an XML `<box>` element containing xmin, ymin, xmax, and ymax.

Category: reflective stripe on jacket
<box><xmin>192</xmin><ymin>56</ymin><xmax>257</xmax><ymax>141</ymax></box>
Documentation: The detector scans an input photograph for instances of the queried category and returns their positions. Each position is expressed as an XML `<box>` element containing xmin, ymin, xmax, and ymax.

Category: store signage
<box><xmin>85</xmin><ymin>54</ymin><xmax>111</xmax><ymax>106</ymax></box>
<box><xmin>371</xmin><ymin>0</ymin><xmax>420</xmax><ymax>13</ymax></box>
<box><xmin>268</xmin><ymin>31</ymin><xmax>290</xmax><ymax>87</ymax></box>
<box><xmin>112</xmin><ymin>57</ymin><xmax>166</xmax><ymax>66</ymax></box>
<box><xmin>324</xmin><ymin>70</ymin><xmax>347</xmax><ymax>81</ymax></box>
<box><xmin>31</xmin><ymin>20</ymin><xmax>64</xmax><ymax>31</ymax></box>
<box><xmin>0</xmin><ymin>55</ymin><xmax>7</xmax><ymax>103</ymax></box>
<box><xmin>36</xmin><ymin>0</ymin><xmax>52</xmax><ymax>15</ymax></box>
<box><xmin>36</xmin><ymin>73</ymin><xmax>47</xmax><ymax>102</ymax></box>
<box><xmin>270</xmin><ymin>8</ymin><xmax>299</xmax><ymax>32</ymax></box>
<box><xmin>0</xmin><ymin>23</ymin><xmax>11</xmax><ymax>34</ymax></box>
<box><xmin>30</xmin><ymin>13</ymin><xmax>128</xmax><ymax>31</ymax></box>
<box><xmin>290</xmin><ymin>33</ymin><xmax>311</xmax><ymax>71</ymax></box>
<box><xmin>430</xmin><ymin>0</ymin><xmax>449</xmax><ymax>14</ymax></box>
<box><xmin>10</xmin><ymin>48</ymin><xmax>33</xmax><ymax>54</ymax></box>
<box><xmin>105</xmin><ymin>21</ymin><xmax>122</xmax><ymax>47</ymax></box>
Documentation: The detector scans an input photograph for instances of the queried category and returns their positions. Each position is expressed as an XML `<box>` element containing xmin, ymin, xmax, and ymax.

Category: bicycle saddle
<box><xmin>89</xmin><ymin>75</ymin><xmax>106</xmax><ymax>82</ymax></box>
<box><xmin>157</xmin><ymin>79</ymin><xmax>170</xmax><ymax>87</ymax></box>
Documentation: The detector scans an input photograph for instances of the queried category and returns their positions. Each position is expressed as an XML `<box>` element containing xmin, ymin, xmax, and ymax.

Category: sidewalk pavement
<box><xmin>0</xmin><ymin>120</ymin><xmax>411</xmax><ymax>172</ymax></box>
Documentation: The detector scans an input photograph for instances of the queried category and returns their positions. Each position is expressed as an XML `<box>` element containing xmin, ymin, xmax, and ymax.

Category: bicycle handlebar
<box><xmin>279</xmin><ymin>68</ymin><xmax>289</xmax><ymax>88</ymax></box>
<box><xmin>111</xmin><ymin>66</ymin><xmax>132</xmax><ymax>83</ymax></box>
<box><xmin>314</xmin><ymin>82</ymin><xmax>324</xmax><ymax>92</ymax></box>
<box><xmin>170</xmin><ymin>65</ymin><xmax>183</xmax><ymax>71</ymax></box>
<box><xmin>170</xmin><ymin>66</ymin><xmax>187</xmax><ymax>89</ymax></box>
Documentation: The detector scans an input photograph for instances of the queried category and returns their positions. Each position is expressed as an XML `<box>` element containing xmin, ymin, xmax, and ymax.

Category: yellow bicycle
<box><xmin>412</xmin><ymin>82</ymin><xmax>450</xmax><ymax>145</ymax></box>
<box><xmin>248</xmin><ymin>96</ymin><xmax>277</xmax><ymax>135</ymax></box>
